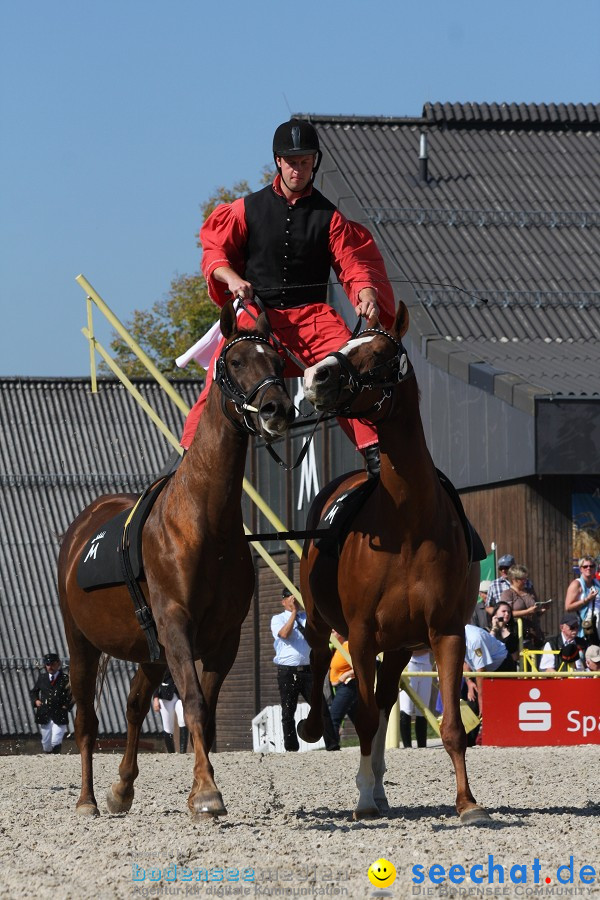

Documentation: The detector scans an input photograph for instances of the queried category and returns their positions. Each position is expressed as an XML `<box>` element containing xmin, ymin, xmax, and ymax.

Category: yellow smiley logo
<box><xmin>367</xmin><ymin>858</ymin><xmax>397</xmax><ymax>888</ymax></box>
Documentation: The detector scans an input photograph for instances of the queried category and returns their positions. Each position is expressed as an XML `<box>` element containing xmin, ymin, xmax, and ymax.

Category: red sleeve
<box><xmin>329</xmin><ymin>211</ymin><xmax>396</xmax><ymax>328</ymax></box>
<box><xmin>199</xmin><ymin>198</ymin><xmax>248</xmax><ymax>308</ymax></box>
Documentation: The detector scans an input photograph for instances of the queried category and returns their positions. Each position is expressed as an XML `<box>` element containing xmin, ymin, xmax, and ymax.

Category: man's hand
<box><xmin>213</xmin><ymin>265</ymin><xmax>254</xmax><ymax>301</ymax></box>
<box><xmin>356</xmin><ymin>288</ymin><xmax>379</xmax><ymax>323</ymax></box>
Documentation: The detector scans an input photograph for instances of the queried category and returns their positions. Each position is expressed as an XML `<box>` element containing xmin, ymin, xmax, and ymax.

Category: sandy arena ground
<box><xmin>0</xmin><ymin>745</ymin><xmax>598</xmax><ymax>900</ymax></box>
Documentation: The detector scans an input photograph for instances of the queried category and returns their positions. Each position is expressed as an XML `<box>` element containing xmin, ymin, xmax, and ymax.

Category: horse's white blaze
<box><xmin>304</xmin><ymin>335</ymin><xmax>376</xmax><ymax>392</ymax></box>
<box><xmin>255</xmin><ymin>345</ymin><xmax>265</xmax><ymax>354</ymax></box>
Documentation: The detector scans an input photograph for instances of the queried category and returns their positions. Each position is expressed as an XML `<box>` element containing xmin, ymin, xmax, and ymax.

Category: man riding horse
<box><xmin>180</xmin><ymin>118</ymin><xmax>395</xmax><ymax>477</ymax></box>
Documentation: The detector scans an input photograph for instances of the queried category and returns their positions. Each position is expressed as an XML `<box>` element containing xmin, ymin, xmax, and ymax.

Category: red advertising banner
<box><xmin>482</xmin><ymin>678</ymin><xmax>600</xmax><ymax>746</ymax></box>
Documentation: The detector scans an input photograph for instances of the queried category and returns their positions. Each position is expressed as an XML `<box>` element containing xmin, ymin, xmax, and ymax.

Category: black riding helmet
<box><xmin>272</xmin><ymin>118</ymin><xmax>322</xmax><ymax>180</ymax></box>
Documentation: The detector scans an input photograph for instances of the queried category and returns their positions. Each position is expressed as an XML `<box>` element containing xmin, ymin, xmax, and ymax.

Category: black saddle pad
<box><xmin>313</xmin><ymin>469</ymin><xmax>486</xmax><ymax>564</ymax></box>
<box><xmin>436</xmin><ymin>468</ymin><xmax>487</xmax><ymax>563</ymax></box>
<box><xmin>76</xmin><ymin>475</ymin><xmax>172</xmax><ymax>591</ymax></box>
<box><xmin>314</xmin><ymin>476</ymin><xmax>378</xmax><ymax>558</ymax></box>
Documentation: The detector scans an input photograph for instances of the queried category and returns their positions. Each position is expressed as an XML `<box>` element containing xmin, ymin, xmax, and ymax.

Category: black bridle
<box><xmin>214</xmin><ymin>334</ymin><xmax>287</xmax><ymax>435</ymax></box>
<box><xmin>325</xmin><ymin>327</ymin><xmax>413</xmax><ymax>419</ymax></box>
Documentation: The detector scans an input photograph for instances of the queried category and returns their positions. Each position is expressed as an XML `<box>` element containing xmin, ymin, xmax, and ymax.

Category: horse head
<box><xmin>215</xmin><ymin>300</ymin><xmax>295</xmax><ymax>440</ymax></box>
<box><xmin>303</xmin><ymin>302</ymin><xmax>412</xmax><ymax>417</ymax></box>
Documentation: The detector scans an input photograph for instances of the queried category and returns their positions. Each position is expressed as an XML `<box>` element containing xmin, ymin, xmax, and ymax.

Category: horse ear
<box><xmin>220</xmin><ymin>300</ymin><xmax>237</xmax><ymax>339</ymax></box>
<box><xmin>255</xmin><ymin>312</ymin><xmax>272</xmax><ymax>340</ymax></box>
<box><xmin>392</xmin><ymin>301</ymin><xmax>409</xmax><ymax>339</ymax></box>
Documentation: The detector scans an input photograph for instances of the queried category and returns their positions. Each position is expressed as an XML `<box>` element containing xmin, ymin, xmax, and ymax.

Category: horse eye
<box><xmin>230</xmin><ymin>358</ymin><xmax>241</xmax><ymax>369</ymax></box>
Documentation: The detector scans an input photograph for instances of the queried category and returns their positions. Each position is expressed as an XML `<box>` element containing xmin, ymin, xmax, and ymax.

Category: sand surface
<box><xmin>0</xmin><ymin>745</ymin><xmax>598</xmax><ymax>899</ymax></box>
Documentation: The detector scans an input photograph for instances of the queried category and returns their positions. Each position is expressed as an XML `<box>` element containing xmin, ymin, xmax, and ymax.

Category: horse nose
<box><xmin>260</xmin><ymin>398</ymin><xmax>295</xmax><ymax>426</ymax></box>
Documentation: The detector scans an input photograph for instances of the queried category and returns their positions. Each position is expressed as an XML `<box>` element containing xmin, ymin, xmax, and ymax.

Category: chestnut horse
<box><xmin>58</xmin><ymin>301</ymin><xmax>294</xmax><ymax>820</ymax></box>
<box><xmin>298</xmin><ymin>302</ymin><xmax>489</xmax><ymax>825</ymax></box>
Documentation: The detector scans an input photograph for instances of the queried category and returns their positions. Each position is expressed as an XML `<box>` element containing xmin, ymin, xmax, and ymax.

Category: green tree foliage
<box><xmin>106</xmin><ymin>167</ymin><xmax>275</xmax><ymax>378</ymax></box>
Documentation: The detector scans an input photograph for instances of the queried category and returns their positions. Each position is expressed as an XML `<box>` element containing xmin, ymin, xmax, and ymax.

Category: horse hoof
<box><xmin>297</xmin><ymin>718</ymin><xmax>321</xmax><ymax>744</ymax></box>
<box><xmin>375</xmin><ymin>797</ymin><xmax>390</xmax><ymax>814</ymax></box>
<box><xmin>460</xmin><ymin>805</ymin><xmax>492</xmax><ymax>826</ymax></box>
<box><xmin>76</xmin><ymin>803</ymin><xmax>99</xmax><ymax>818</ymax></box>
<box><xmin>190</xmin><ymin>791</ymin><xmax>227</xmax><ymax>819</ymax></box>
<box><xmin>106</xmin><ymin>784</ymin><xmax>133</xmax><ymax>815</ymax></box>
<box><xmin>352</xmin><ymin>806</ymin><xmax>380</xmax><ymax>821</ymax></box>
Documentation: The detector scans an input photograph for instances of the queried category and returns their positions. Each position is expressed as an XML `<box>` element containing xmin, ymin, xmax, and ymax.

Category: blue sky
<box><xmin>1</xmin><ymin>0</ymin><xmax>598</xmax><ymax>377</ymax></box>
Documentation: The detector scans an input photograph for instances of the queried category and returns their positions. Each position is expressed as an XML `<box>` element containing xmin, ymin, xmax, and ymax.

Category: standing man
<box><xmin>271</xmin><ymin>589</ymin><xmax>339</xmax><ymax>751</ymax></box>
<box><xmin>29</xmin><ymin>652</ymin><xmax>73</xmax><ymax>754</ymax></box>
<box><xmin>180</xmin><ymin>118</ymin><xmax>395</xmax><ymax>477</ymax></box>
<box><xmin>485</xmin><ymin>555</ymin><xmax>515</xmax><ymax>610</ymax></box>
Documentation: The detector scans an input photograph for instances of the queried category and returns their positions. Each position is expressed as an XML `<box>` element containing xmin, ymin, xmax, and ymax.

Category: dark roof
<box><xmin>0</xmin><ymin>376</ymin><xmax>203</xmax><ymax>735</ymax></box>
<box><xmin>301</xmin><ymin>103</ymin><xmax>600</xmax><ymax>414</ymax></box>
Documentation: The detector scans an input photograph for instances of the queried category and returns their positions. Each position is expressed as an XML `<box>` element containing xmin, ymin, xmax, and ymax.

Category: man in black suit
<box><xmin>29</xmin><ymin>652</ymin><xmax>73</xmax><ymax>754</ymax></box>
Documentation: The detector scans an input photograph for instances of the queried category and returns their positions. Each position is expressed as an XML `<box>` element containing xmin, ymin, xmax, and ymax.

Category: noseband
<box><xmin>214</xmin><ymin>334</ymin><xmax>287</xmax><ymax>435</ymax></box>
<box><xmin>327</xmin><ymin>328</ymin><xmax>413</xmax><ymax>418</ymax></box>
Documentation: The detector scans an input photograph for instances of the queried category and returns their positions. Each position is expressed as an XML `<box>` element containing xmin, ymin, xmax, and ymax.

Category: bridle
<box><xmin>214</xmin><ymin>333</ymin><xmax>287</xmax><ymax>435</ymax></box>
<box><xmin>325</xmin><ymin>327</ymin><xmax>414</xmax><ymax>419</ymax></box>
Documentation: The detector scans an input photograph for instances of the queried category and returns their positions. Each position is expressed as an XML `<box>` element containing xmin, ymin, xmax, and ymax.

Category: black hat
<box><xmin>273</xmin><ymin>119</ymin><xmax>320</xmax><ymax>157</ymax></box>
<box><xmin>43</xmin><ymin>652</ymin><xmax>60</xmax><ymax>665</ymax></box>
<box><xmin>281</xmin><ymin>588</ymin><xmax>293</xmax><ymax>599</ymax></box>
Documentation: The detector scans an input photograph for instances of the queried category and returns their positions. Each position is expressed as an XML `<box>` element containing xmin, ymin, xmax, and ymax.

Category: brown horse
<box><xmin>297</xmin><ymin>301</ymin><xmax>489</xmax><ymax>825</ymax></box>
<box><xmin>58</xmin><ymin>301</ymin><xmax>294</xmax><ymax>820</ymax></box>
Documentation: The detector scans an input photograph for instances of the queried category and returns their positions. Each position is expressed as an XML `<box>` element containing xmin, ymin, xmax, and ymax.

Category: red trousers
<box><xmin>180</xmin><ymin>302</ymin><xmax>378</xmax><ymax>451</ymax></box>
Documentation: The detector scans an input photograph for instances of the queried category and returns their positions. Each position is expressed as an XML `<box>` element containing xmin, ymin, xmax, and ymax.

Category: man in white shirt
<box><xmin>539</xmin><ymin>613</ymin><xmax>586</xmax><ymax>671</ymax></box>
<box><xmin>271</xmin><ymin>590</ymin><xmax>338</xmax><ymax>751</ymax></box>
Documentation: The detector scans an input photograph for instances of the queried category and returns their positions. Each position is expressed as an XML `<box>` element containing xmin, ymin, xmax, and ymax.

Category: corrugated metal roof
<box><xmin>300</xmin><ymin>104</ymin><xmax>600</xmax><ymax>411</ymax></box>
<box><xmin>0</xmin><ymin>376</ymin><xmax>203</xmax><ymax>736</ymax></box>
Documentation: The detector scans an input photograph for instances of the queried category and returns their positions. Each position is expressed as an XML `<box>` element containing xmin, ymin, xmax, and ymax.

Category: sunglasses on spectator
<box><xmin>581</xmin><ymin>565</ymin><xmax>596</xmax><ymax>570</ymax></box>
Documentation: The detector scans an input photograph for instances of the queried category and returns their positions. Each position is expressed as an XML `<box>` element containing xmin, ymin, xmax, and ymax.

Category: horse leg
<box><xmin>296</xmin><ymin>610</ymin><xmax>332</xmax><ymax>745</ymax></box>
<box><xmin>106</xmin><ymin>663</ymin><xmax>163</xmax><ymax>814</ymax></box>
<box><xmin>371</xmin><ymin>649</ymin><xmax>412</xmax><ymax>813</ymax></box>
<box><xmin>431</xmin><ymin>633</ymin><xmax>491</xmax><ymax>825</ymax></box>
<box><xmin>67</xmin><ymin>636</ymin><xmax>102</xmax><ymax>816</ymax></box>
<box><xmin>167</xmin><ymin>632</ymin><xmax>241</xmax><ymax>820</ymax></box>
<box><xmin>349</xmin><ymin>636</ymin><xmax>381</xmax><ymax>820</ymax></box>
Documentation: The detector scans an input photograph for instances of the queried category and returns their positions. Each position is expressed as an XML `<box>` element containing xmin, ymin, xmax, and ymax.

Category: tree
<box><xmin>107</xmin><ymin>168</ymin><xmax>274</xmax><ymax>378</ymax></box>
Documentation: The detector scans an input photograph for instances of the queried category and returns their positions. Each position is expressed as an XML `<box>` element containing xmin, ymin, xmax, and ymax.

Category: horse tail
<box><xmin>95</xmin><ymin>652</ymin><xmax>112</xmax><ymax>711</ymax></box>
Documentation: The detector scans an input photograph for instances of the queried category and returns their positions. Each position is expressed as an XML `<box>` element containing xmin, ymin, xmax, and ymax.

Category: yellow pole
<box><xmin>81</xmin><ymin>330</ymin><xmax>183</xmax><ymax>452</ymax></box>
<box><xmin>85</xmin><ymin>296</ymin><xmax>97</xmax><ymax>394</ymax></box>
<box><xmin>76</xmin><ymin>274</ymin><xmax>189</xmax><ymax>417</ymax></box>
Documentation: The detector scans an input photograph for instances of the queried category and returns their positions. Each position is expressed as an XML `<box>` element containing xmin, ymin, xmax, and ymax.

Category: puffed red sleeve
<box><xmin>200</xmin><ymin>198</ymin><xmax>248</xmax><ymax>308</ymax></box>
<box><xmin>329</xmin><ymin>211</ymin><xmax>396</xmax><ymax>328</ymax></box>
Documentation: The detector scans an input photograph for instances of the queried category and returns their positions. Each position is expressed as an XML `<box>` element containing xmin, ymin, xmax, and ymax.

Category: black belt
<box><xmin>277</xmin><ymin>664</ymin><xmax>311</xmax><ymax>673</ymax></box>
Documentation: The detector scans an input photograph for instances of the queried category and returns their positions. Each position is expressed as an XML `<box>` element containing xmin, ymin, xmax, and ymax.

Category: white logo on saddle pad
<box><xmin>518</xmin><ymin>688</ymin><xmax>552</xmax><ymax>731</ymax></box>
<box><xmin>83</xmin><ymin>531</ymin><xmax>107</xmax><ymax>564</ymax></box>
<box><xmin>324</xmin><ymin>493</ymin><xmax>350</xmax><ymax>524</ymax></box>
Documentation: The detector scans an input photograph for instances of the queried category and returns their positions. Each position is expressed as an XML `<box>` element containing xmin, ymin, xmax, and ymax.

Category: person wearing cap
<box><xmin>180</xmin><ymin>118</ymin><xmax>395</xmax><ymax>477</ymax></box>
<box><xmin>29</xmin><ymin>653</ymin><xmax>74</xmax><ymax>754</ymax></box>
<box><xmin>584</xmin><ymin>645</ymin><xmax>600</xmax><ymax>671</ymax></box>
<box><xmin>485</xmin><ymin>554</ymin><xmax>516</xmax><ymax>610</ymax></box>
<box><xmin>471</xmin><ymin>580</ymin><xmax>492</xmax><ymax>628</ymax></box>
<box><xmin>565</xmin><ymin>555</ymin><xmax>600</xmax><ymax>641</ymax></box>
<box><xmin>270</xmin><ymin>589</ymin><xmax>339</xmax><ymax>751</ymax></box>
<box><xmin>539</xmin><ymin>613</ymin><xmax>586</xmax><ymax>671</ymax></box>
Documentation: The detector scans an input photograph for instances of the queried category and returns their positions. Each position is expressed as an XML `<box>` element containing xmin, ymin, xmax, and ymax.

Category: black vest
<box><xmin>243</xmin><ymin>185</ymin><xmax>336</xmax><ymax>308</ymax></box>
